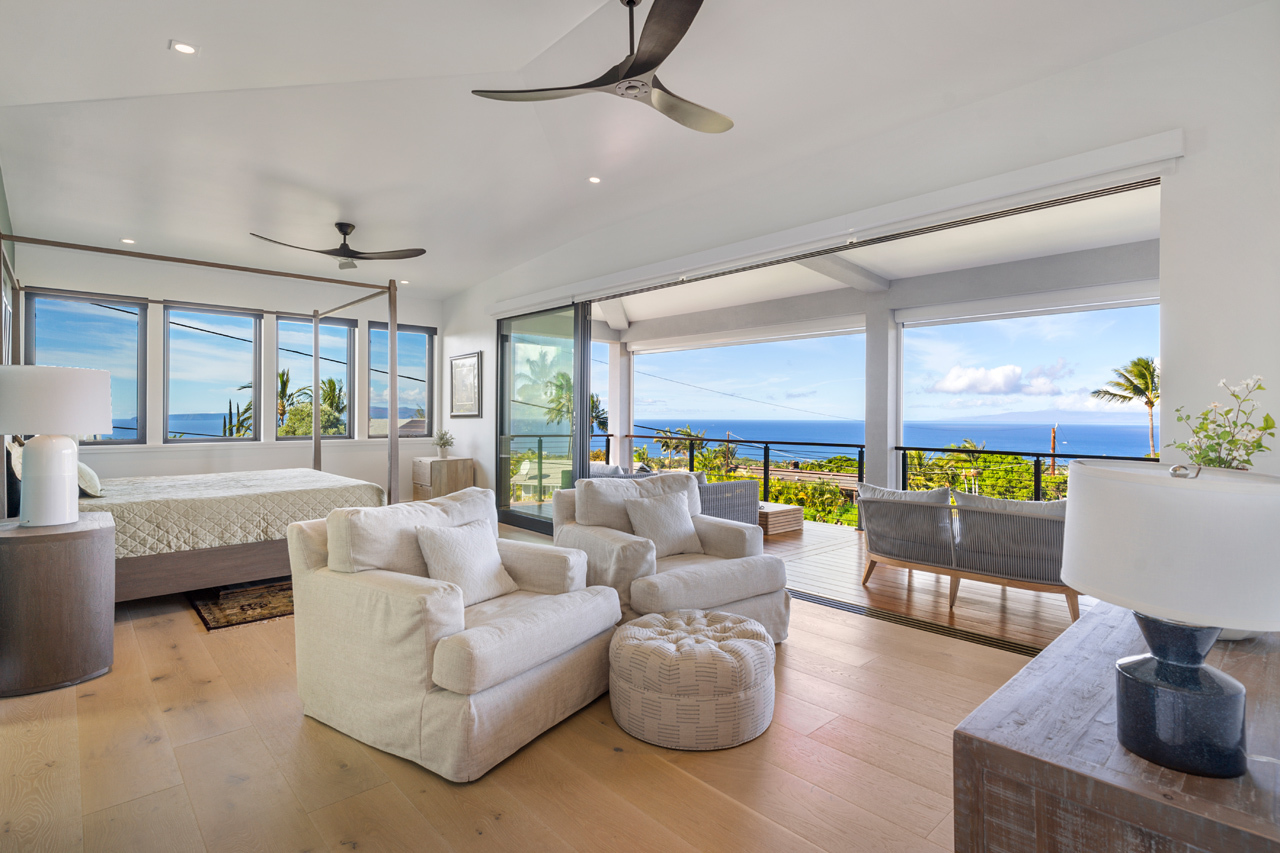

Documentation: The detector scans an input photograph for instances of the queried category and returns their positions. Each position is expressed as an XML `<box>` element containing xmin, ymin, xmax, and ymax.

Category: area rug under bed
<box><xmin>187</xmin><ymin>576</ymin><xmax>294</xmax><ymax>630</ymax></box>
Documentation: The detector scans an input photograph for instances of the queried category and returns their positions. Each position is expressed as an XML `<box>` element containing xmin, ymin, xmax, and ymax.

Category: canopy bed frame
<box><xmin>0</xmin><ymin>232</ymin><xmax>411</xmax><ymax>600</ymax></box>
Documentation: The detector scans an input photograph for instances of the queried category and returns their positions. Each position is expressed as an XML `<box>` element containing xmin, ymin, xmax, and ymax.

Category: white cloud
<box><xmin>931</xmin><ymin>365</ymin><xmax>1023</xmax><ymax>394</ymax></box>
<box><xmin>1021</xmin><ymin>376</ymin><xmax>1062</xmax><ymax>396</ymax></box>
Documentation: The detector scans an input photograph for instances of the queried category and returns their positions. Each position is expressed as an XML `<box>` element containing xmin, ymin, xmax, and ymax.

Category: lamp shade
<box><xmin>1062</xmin><ymin>459</ymin><xmax>1280</xmax><ymax>632</ymax></box>
<box><xmin>0</xmin><ymin>366</ymin><xmax>114</xmax><ymax>436</ymax></box>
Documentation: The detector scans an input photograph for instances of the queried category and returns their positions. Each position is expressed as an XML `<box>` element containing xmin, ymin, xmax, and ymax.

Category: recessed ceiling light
<box><xmin>399</xmin><ymin>280</ymin><xmax>409</xmax><ymax>285</ymax></box>
<box><xmin>120</xmin><ymin>238</ymin><xmax>135</xmax><ymax>244</ymax></box>
<box><xmin>169</xmin><ymin>40</ymin><xmax>199</xmax><ymax>55</ymax></box>
<box><xmin>588</xmin><ymin>177</ymin><xmax>601</xmax><ymax>184</ymax></box>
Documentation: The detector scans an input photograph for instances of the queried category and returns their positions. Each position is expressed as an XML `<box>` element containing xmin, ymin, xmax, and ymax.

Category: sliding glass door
<box><xmin>497</xmin><ymin>304</ymin><xmax>590</xmax><ymax>531</ymax></box>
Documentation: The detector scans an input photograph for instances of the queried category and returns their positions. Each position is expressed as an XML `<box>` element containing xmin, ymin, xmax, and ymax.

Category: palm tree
<box><xmin>544</xmin><ymin>372</ymin><xmax>574</xmax><ymax>425</ymax></box>
<box><xmin>319</xmin><ymin>378</ymin><xmax>346</xmax><ymax>416</ymax></box>
<box><xmin>1092</xmin><ymin>356</ymin><xmax>1160</xmax><ymax>456</ymax></box>
<box><xmin>273</xmin><ymin>370</ymin><xmax>310</xmax><ymax>427</ymax></box>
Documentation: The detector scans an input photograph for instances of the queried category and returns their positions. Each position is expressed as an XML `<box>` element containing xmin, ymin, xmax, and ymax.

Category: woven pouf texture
<box><xmin>609</xmin><ymin>609</ymin><xmax>775</xmax><ymax>750</ymax></box>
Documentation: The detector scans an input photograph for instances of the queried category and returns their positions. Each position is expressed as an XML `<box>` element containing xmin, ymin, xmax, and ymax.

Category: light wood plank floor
<box><xmin>765</xmin><ymin>521</ymin><xmax>1095</xmax><ymax>649</ymax></box>
<box><xmin>0</xmin><ymin>588</ymin><xmax>1031</xmax><ymax>853</ymax></box>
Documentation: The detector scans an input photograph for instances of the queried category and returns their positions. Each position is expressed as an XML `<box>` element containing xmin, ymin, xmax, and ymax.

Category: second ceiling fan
<box><xmin>472</xmin><ymin>0</ymin><xmax>733</xmax><ymax>134</ymax></box>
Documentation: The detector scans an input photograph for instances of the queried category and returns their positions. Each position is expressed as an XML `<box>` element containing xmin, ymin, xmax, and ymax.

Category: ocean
<box><xmin>605</xmin><ymin>419</ymin><xmax>1159</xmax><ymax>462</ymax></box>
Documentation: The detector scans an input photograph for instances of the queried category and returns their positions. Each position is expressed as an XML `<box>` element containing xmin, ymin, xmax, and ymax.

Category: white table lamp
<box><xmin>1062</xmin><ymin>459</ymin><xmax>1280</xmax><ymax>777</ymax></box>
<box><xmin>0</xmin><ymin>366</ymin><xmax>113</xmax><ymax>527</ymax></box>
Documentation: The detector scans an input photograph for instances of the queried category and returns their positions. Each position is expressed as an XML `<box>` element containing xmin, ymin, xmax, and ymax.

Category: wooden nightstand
<box><xmin>0</xmin><ymin>512</ymin><xmax>115</xmax><ymax>697</ymax></box>
<box><xmin>412</xmin><ymin>457</ymin><xmax>475</xmax><ymax>501</ymax></box>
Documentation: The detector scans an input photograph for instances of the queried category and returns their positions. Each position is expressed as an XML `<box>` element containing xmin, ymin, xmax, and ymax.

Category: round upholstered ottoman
<box><xmin>609</xmin><ymin>610</ymin><xmax>775</xmax><ymax>750</ymax></box>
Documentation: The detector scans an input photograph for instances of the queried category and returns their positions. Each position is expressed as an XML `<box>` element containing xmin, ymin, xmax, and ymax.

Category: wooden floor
<box><xmin>764</xmin><ymin>521</ymin><xmax>1093</xmax><ymax>649</ymax></box>
<box><xmin>0</xmin><ymin>588</ymin><xmax>1031</xmax><ymax>852</ymax></box>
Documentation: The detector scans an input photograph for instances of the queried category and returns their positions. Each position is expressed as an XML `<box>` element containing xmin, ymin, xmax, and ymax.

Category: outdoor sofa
<box><xmin>585</xmin><ymin>462</ymin><xmax>760</xmax><ymax>525</ymax></box>
<box><xmin>856</xmin><ymin>483</ymin><xmax>1079</xmax><ymax>621</ymax></box>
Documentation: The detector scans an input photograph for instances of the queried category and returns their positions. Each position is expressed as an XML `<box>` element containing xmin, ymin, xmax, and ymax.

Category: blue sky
<box><xmin>31</xmin><ymin>297</ymin><xmax>140</xmax><ymax>435</ymax></box>
<box><xmin>594</xmin><ymin>304</ymin><xmax>1158</xmax><ymax>424</ymax></box>
<box><xmin>167</xmin><ymin>311</ymin><xmax>256</xmax><ymax>416</ymax></box>
<box><xmin>902</xmin><ymin>305</ymin><xmax>1159</xmax><ymax>423</ymax></box>
<box><xmin>368</xmin><ymin>327</ymin><xmax>430</xmax><ymax>419</ymax></box>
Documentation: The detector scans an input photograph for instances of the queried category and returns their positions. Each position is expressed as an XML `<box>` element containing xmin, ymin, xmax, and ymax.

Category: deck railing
<box><xmin>896</xmin><ymin>445</ymin><xmax>1160</xmax><ymax>502</ymax></box>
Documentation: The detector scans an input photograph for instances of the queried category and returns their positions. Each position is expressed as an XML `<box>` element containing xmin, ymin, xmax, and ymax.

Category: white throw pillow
<box><xmin>5</xmin><ymin>439</ymin><xmax>22</xmax><ymax>479</ymax></box>
<box><xmin>588</xmin><ymin>462</ymin><xmax>623</xmax><ymax>477</ymax></box>
<box><xmin>624</xmin><ymin>491</ymin><xmax>704</xmax><ymax>559</ymax></box>
<box><xmin>857</xmin><ymin>483</ymin><xmax>950</xmax><ymax>504</ymax></box>
<box><xmin>78</xmin><ymin>462</ymin><xmax>103</xmax><ymax>497</ymax></box>
<box><xmin>953</xmin><ymin>490</ymin><xmax>1067</xmax><ymax>518</ymax></box>
<box><xmin>327</xmin><ymin>501</ymin><xmax>450</xmax><ymax>574</ymax></box>
<box><xmin>575</xmin><ymin>473</ymin><xmax>701</xmax><ymax>533</ymax></box>
<box><xmin>417</xmin><ymin>519</ymin><xmax>519</xmax><ymax>606</ymax></box>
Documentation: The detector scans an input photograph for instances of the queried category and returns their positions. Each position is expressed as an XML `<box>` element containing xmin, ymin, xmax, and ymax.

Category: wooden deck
<box><xmin>764</xmin><ymin>521</ymin><xmax>1093</xmax><ymax>650</ymax></box>
<box><xmin>0</xmin><ymin>590</ymin><xmax>1031</xmax><ymax>852</ymax></box>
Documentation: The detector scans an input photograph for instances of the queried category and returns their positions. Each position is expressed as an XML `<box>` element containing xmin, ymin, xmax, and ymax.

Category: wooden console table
<box><xmin>955</xmin><ymin>602</ymin><xmax>1280</xmax><ymax>852</ymax></box>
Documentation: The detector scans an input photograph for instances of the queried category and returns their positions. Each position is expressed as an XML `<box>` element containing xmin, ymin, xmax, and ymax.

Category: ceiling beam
<box><xmin>796</xmin><ymin>255</ymin><xmax>890</xmax><ymax>292</ymax></box>
<box><xmin>595</xmin><ymin>298</ymin><xmax>630</xmax><ymax>331</ymax></box>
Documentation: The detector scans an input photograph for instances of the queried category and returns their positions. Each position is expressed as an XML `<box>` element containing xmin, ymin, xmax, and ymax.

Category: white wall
<box><xmin>17</xmin><ymin>245</ymin><xmax>445</xmax><ymax>500</ymax></box>
<box><xmin>443</xmin><ymin>3</ymin><xmax>1280</xmax><ymax>485</ymax></box>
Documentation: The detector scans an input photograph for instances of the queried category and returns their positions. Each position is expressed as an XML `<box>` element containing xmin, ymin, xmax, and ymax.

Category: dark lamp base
<box><xmin>1115</xmin><ymin>612</ymin><xmax>1247</xmax><ymax>778</ymax></box>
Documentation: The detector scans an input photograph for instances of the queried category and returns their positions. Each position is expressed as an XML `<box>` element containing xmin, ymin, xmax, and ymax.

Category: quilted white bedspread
<box><xmin>79</xmin><ymin>468</ymin><xmax>386</xmax><ymax>558</ymax></box>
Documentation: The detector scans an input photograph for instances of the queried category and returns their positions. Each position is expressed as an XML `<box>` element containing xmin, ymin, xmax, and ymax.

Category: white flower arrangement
<box><xmin>1168</xmin><ymin>375</ymin><xmax>1275</xmax><ymax>469</ymax></box>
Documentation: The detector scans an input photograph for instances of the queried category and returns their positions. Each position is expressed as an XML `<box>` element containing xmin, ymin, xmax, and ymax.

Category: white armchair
<box><xmin>553</xmin><ymin>473</ymin><xmax>790</xmax><ymax>641</ymax></box>
<box><xmin>287</xmin><ymin>487</ymin><xmax>620</xmax><ymax>782</ymax></box>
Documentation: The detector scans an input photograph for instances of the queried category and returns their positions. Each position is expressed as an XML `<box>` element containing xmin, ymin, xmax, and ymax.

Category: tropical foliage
<box><xmin>1169</xmin><ymin>375</ymin><xmax>1275</xmax><ymax>469</ymax></box>
<box><xmin>279</xmin><ymin>402</ymin><xmax>344</xmax><ymax>436</ymax></box>
<box><xmin>1091</xmin><ymin>356</ymin><xmax>1160</xmax><ymax>456</ymax></box>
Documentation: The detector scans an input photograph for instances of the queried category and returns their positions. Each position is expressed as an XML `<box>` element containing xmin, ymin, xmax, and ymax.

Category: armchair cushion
<box><xmin>575</xmin><ymin>473</ymin><xmax>700</xmax><ymax>534</ymax></box>
<box><xmin>625</xmin><ymin>491</ymin><xmax>703</xmax><ymax>558</ymax></box>
<box><xmin>327</xmin><ymin>501</ymin><xmax>450</xmax><ymax>575</ymax></box>
<box><xmin>496</xmin><ymin>539</ymin><xmax>587</xmax><ymax>594</ymax></box>
<box><xmin>553</xmin><ymin>522</ymin><xmax>656</xmax><ymax>612</ymax></box>
<box><xmin>432</xmin><ymin>586</ymin><xmax>621</xmax><ymax>694</ymax></box>
<box><xmin>417</xmin><ymin>520</ymin><xmax>519</xmax><ymax>606</ymax></box>
<box><xmin>692</xmin><ymin>514</ymin><xmax>764</xmax><ymax>559</ymax></box>
<box><xmin>632</xmin><ymin>554</ymin><xmax>787</xmax><ymax>614</ymax></box>
<box><xmin>952</xmin><ymin>490</ymin><xmax>1067</xmax><ymax>518</ymax></box>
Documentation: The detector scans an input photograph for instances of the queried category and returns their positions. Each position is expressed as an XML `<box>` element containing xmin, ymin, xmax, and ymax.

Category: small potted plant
<box><xmin>1168</xmin><ymin>375</ymin><xmax>1275</xmax><ymax>470</ymax></box>
<box><xmin>1168</xmin><ymin>376</ymin><xmax>1274</xmax><ymax>639</ymax></box>
<box><xmin>434</xmin><ymin>428</ymin><xmax>455</xmax><ymax>459</ymax></box>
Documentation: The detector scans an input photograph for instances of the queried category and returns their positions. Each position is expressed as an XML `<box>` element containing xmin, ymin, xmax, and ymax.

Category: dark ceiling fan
<box><xmin>250</xmin><ymin>222</ymin><xmax>425</xmax><ymax>270</ymax></box>
<box><xmin>472</xmin><ymin>0</ymin><xmax>732</xmax><ymax>134</ymax></box>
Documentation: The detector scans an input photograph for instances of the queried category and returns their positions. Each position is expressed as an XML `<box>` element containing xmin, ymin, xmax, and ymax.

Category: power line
<box><xmin>592</xmin><ymin>357</ymin><xmax>855</xmax><ymax>420</ymax></box>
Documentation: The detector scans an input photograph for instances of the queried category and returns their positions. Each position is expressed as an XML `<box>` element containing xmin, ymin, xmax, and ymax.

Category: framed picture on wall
<box><xmin>450</xmin><ymin>351</ymin><xmax>481</xmax><ymax>418</ymax></box>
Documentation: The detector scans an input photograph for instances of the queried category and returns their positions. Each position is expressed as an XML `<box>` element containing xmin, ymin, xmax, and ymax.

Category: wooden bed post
<box><xmin>312</xmin><ymin>309</ymin><xmax>321</xmax><ymax>471</ymax></box>
<box><xmin>387</xmin><ymin>280</ymin><xmax>399</xmax><ymax>504</ymax></box>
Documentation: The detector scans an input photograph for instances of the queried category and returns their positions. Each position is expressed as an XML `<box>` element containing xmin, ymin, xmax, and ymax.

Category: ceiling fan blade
<box><xmin>628</xmin><ymin>0</ymin><xmax>704</xmax><ymax>78</ymax></box>
<box><xmin>472</xmin><ymin>85</ymin><xmax>596</xmax><ymax>102</ymax></box>
<box><xmin>649</xmin><ymin>77</ymin><xmax>733</xmax><ymax>133</ymax></box>
<box><xmin>250</xmin><ymin>232</ymin><xmax>327</xmax><ymax>253</ymax></box>
<box><xmin>350</xmin><ymin>248</ymin><xmax>427</xmax><ymax>261</ymax></box>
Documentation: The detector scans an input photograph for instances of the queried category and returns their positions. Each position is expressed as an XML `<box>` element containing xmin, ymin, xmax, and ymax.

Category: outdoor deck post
<box><xmin>900</xmin><ymin>450</ymin><xmax>909</xmax><ymax>491</ymax></box>
<box><xmin>387</xmin><ymin>280</ymin><xmax>399</xmax><ymax>504</ymax></box>
<box><xmin>312</xmin><ymin>310</ymin><xmax>321</xmax><ymax>471</ymax></box>
<box><xmin>1033</xmin><ymin>456</ymin><xmax>1042</xmax><ymax>502</ymax></box>
<box><xmin>763</xmin><ymin>444</ymin><xmax>770</xmax><ymax>502</ymax></box>
<box><xmin>537</xmin><ymin>437</ymin><xmax>544</xmax><ymax>503</ymax></box>
<box><xmin>688</xmin><ymin>440</ymin><xmax>695</xmax><ymax>473</ymax></box>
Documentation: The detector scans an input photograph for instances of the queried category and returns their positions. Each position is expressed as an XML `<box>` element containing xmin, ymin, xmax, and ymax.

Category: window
<box><xmin>26</xmin><ymin>294</ymin><xmax>147</xmax><ymax>443</ymax></box>
<box><xmin>276</xmin><ymin>317</ymin><xmax>355</xmax><ymax>439</ymax></box>
<box><xmin>165</xmin><ymin>308</ymin><xmax>259</xmax><ymax>442</ymax></box>
<box><xmin>368</xmin><ymin>322</ymin><xmax>433</xmax><ymax>437</ymax></box>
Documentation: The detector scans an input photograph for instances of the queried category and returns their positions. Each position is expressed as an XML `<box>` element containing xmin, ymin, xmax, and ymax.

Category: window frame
<box><xmin>25</xmin><ymin>291</ymin><xmax>149</xmax><ymax>446</ymax></box>
<box><xmin>163</xmin><ymin>305</ymin><xmax>262</xmax><ymax>444</ymax></box>
<box><xmin>274</xmin><ymin>315</ymin><xmax>357</xmax><ymax>441</ymax></box>
<box><xmin>367</xmin><ymin>321</ymin><xmax>435</xmax><ymax>439</ymax></box>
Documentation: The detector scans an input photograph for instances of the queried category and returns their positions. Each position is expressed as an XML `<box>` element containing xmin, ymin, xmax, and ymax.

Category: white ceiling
<box><xmin>596</xmin><ymin>185</ymin><xmax>1161</xmax><ymax>323</ymax></box>
<box><xmin>0</xmin><ymin>1</ymin><xmax>1243</xmax><ymax>299</ymax></box>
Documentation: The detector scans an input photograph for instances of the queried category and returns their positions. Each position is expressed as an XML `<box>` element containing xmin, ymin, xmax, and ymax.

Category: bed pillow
<box><xmin>624</xmin><ymin>491</ymin><xmax>703</xmax><ymax>558</ymax></box>
<box><xmin>575</xmin><ymin>473</ymin><xmax>701</xmax><ymax>533</ymax></box>
<box><xmin>327</xmin><ymin>501</ymin><xmax>450</xmax><ymax>574</ymax></box>
<box><xmin>78</xmin><ymin>462</ymin><xmax>103</xmax><ymax>498</ymax></box>
<box><xmin>952</xmin><ymin>490</ymin><xmax>1067</xmax><ymax>518</ymax></box>
<box><xmin>417</xmin><ymin>519</ymin><xmax>518</xmax><ymax>606</ymax></box>
<box><xmin>857</xmin><ymin>483</ymin><xmax>950</xmax><ymax>504</ymax></box>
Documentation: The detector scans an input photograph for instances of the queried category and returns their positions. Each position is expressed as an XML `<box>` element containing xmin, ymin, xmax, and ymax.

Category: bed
<box><xmin>78</xmin><ymin>468</ymin><xmax>385</xmax><ymax>601</ymax></box>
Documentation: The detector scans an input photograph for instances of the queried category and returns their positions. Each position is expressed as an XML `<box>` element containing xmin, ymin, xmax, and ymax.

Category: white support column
<box><xmin>311</xmin><ymin>310</ymin><xmax>321</xmax><ymax>470</ymax></box>
<box><xmin>607</xmin><ymin>341</ymin><xmax>633</xmax><ymax>469</ymax></box>
<box><xmin>863</xmin><ymin>301</ymin><xmax>901</xmax><ymax>487</ymax></box>
<box><xmin>387</xmin><ymin>281</ymin><xmax>399</xmax><ymax>504</ymax></box>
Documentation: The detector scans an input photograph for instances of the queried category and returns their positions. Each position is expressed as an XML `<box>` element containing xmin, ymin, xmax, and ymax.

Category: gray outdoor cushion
<box><xmin>952</xmin><ymin>490</ymin><xmax>1067</xmax><ymax>518</ymax></box>
<box><xmin>857</xmin><ymin>483</ymin><xmax>950</xmax><ymax>504</ymax></box>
